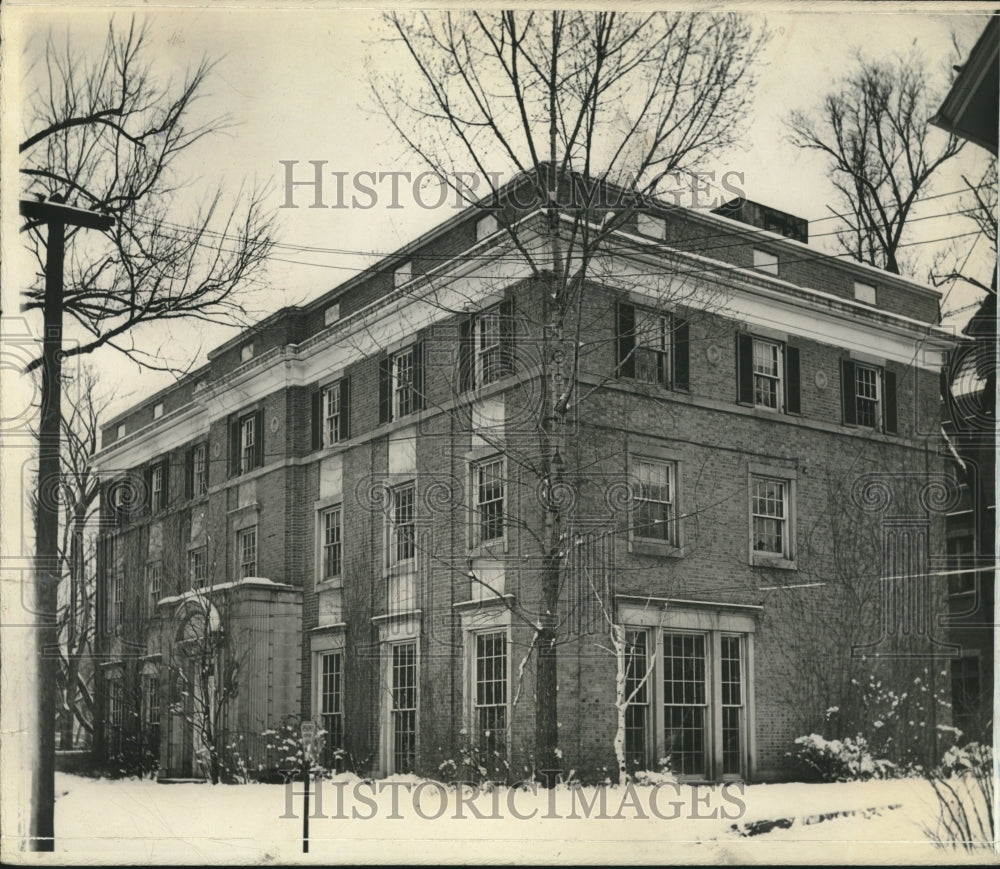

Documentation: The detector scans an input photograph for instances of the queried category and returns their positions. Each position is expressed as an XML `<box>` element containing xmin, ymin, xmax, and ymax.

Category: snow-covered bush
<box><xmin>792</xmin><ymin>732</ymin><xmax>898</xmax><ymax>782</ymax></box>
<box><xmin>923</xmin><ymin>741</ymin><xmax>994</xmax><ymax>850</ymax></box>
<box><xmin>261</xmin><ymin>714</ymin><xmax>342</xmax><ymax>782</ymax></box>
<box><xmin>437</xmin><ymin>731</ymin><xmax>510</xmax><ymax>786</ymax></box>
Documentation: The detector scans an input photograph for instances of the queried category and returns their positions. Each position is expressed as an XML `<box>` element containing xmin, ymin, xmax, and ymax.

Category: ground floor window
<box><xmin>474</xmin><ymin>631</ymin><xmax>508</xmax><ymax>756</ymax></box>
<box><xmin>320</xmin><ymin>651</ymin><xmax>344</xmax><ymax>768</ymax></box>
<box><xmin>623</xmin><ymin>627</ymin><xmax>749</xmax><ymax>780</ymax></box>
<box><xmin>390</xmin><ymin>642</ymin><xmax>417</xmax><ymax>774</ymax></box>
<box><xmin>108</xmin><ymin>679</ymin><xmax>124</xmax><ymax>756</ymax></box>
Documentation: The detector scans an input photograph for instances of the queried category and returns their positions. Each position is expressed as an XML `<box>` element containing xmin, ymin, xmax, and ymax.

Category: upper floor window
<box><xmin>841</xmin><ymin>359</ymin><xmax>897</xmax><ymax>433</ymax></box>
<box><xmin>736</xmin><ymin>334</ymin><xmax>800</xmax><ymax>415</ymax></box>
<box><xmin>192</xmin><ymin>444</ymin><xmax>208</xmax><ymax>496</ymax></box>
<box><xmin>753</xmin><ymin>249</ymin><xmax>778</xmax><ymax>275</ymax></box>
<box><xmin>241</xmin><ymin>342</ymin><xmax>254</xmax><ymax>363</ymax></box>
<box><xmin>476</xmin><ymin>214</ymin><xmax>498</xmax><ymax>241</ymax></box>
<box><xmin>147</xmin><ymin>560</ymin><xmax>162</xmax><ymax>602</ymax></box>
<box><xmin>394</xmin><ymin>261</ymin><xmax>412</xmax><ymax>288</ymax></box>
<box><xmin>321</xmin><ymin>506</ymin><xmax>343</xmax><ymax>582</ymax></box>
<box><xmin>460</xmin><ymin>301</ymin><xmax>515</xmax><ymax>392</ymax></box>
<box><xmin>473</xmin><ymin>457</ymin><xmax>505</xmax><ymax>545</ymax></box>
<box><xmin>312</xmin><ymin>378</ymin><xmax>350</xmax><ymax>449</ymax></box>
<box><xmin>153</xmin><ymin>402</ymin><xmax>164</xmax><ymax>420</ymax></box>
<box><xmin>854</xmin><ymin>282</ymin><xmax>877</xmax><ymax>305</ymax></box>
<box><xmin>324</xmin><ymin>303</ymin><xmax>341</xmax><ymax>326</ymax></box>
<box><xmin>389</xmin><ymin>483</ymin><xmax>416</xmax><ymax>565</ymax></box>
<box><xmin>189</xmin><ymin>547</ymin><xmax>207</xmax><ymax>589</ymax></box>
<box><xmin>636</xmin><ymin>212</ymin><xmax>667</xmax><ymax>240</ymax></box>
<box><xmin>751</xmin><ymin>475</ymin><xmax>792</xmax><ymax>561</ymax></box>
<box><xmin>632</xmin><ymin>459</ymin><xmax>676</xmax><ymax>544</ymax></box>
<box><xmin>238</xmin><ymin>527</ymin><xmax>257</xmax><ymax>579</ymax></box>
<box><xmin>379</xmin><ymin>344</ymin><xmax>424</xmax><ymax>424</ymax></box>
<box><xmin>229</xmin><ymin>409</ymin><xmax>264</xmax><ymax>476</ymax></box>
<box><xmin>615</xmin><ymin>301</ymin><xmax>689</xmax><ymax>391</ymax></box>
<box><xmin>149</xmin><ymin>461</ymin><xmax>168</xmax><ymax>512</ymax></box>
<box><xmin>116</xmin><ymin>423</ymin><xmax>126</xmax><ymax>440</ymax></box>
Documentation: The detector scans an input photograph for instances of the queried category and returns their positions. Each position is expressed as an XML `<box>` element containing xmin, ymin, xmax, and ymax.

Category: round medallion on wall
<box><xmin>815</xmin><ymin>370</ymin><xmax>828</xmax><ymax>390</ymax></box>
<box><xmin>212</xmin><ymin>441</ymin><xmax>221</xmax><ymax>459</ymax></box>
<box><xmin>705</xmin><ymin>344</ymin><xmax>721</xmax><ymax>365</ymax></box>
<box><xmin>270</xmin><ymin>416</ymin><xmax>280</xmax><ymax>434</ymax></box>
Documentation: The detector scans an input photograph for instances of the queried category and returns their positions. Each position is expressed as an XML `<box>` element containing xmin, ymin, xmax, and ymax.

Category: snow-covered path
<box><xmin>47</xmin><ymin>772</ymin><xmax>993</xmax><ymax>864</ymax></box>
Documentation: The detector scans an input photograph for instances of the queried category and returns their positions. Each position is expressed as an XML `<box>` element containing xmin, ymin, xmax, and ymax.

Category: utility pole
<box><xmin>20</xmin><ymin>198</ymin><xmax>113</xmax><ymax>852</ymax></box>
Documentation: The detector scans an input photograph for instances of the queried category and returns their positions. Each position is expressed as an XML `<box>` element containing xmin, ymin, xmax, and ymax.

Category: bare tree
<box><xmin>20</xmin><ymin>15</ymin><xmax>276</xmax><ymax>374</ymax></box>
<box><xmin>786</xmin><ymin>50</ymin><xmax>965</xmax><ymax>275</ymax></box>
<box><xmin>370</xmin><ymin>10</ymin><xmax>768</xmax><ymax>776</ymax></box>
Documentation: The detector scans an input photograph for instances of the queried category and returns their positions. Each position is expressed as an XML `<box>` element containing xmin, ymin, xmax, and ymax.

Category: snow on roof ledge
<box><xmin>156</xmin><ymin>576</ymin><xmax>298</xmax><ymax>607</ymax></box>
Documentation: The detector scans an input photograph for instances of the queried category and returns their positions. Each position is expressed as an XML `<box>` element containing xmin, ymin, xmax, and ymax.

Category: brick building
<box><xmin>91</xmin><ymin>174</ymin><xmax>958</xmax><ymax>783</ymax></box>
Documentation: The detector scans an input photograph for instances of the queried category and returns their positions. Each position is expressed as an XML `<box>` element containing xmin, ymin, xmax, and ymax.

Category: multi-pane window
<box><xmin>150</xmin><ymin>462</ymin><xmax>165</xmax><ymax>512</ymax></box>
<box><xmin>147</xmin><ymin>560</ymin><xmax>163</xmax><ymax>602</ymax></box>
<box><xmin>474</xmin><ymin>458</ymin><xmax>504</xmax><ymax>544</ymax></box>
<box><xmin>633</xmin><ymin>309</ymin><xmax>672</xmax><ymax>386</ymax></box>
<box><xmin>144</xmin><ymin>676</ymin><xmax>161</xmax><ymax>751</ymax></box>
<box><xmin>474</xmin><ymin>631</ymin><xmax>507</xmax><ymax>755</ymax></box>
<box><xmin>192</xmin><ymin>444</ymin><xmax>208</xmax><ymax>496</ymax></box>
<box><xmin>390</xmin><ymin>484</ymin><xmax>416</xmax><ymax>564</ymax></box>
<box><xmin>476</xmin><ymin>308</ymin><xmax>504</xmax><ymax>386</ymax></box>
<box><xmin>854</xmin><ymin>364</ymin><xmax>882</xmax><ymax>429</ymax></box>
<box><xmin>392</xmin><ymin>348</ymin><xmax>416</xmax><ymax>419</ymax></box>
<box><xmin>752</xmin><ymin>339</ymin><xmax>784</xmax><ymax>410</ymax></box>
<box><xmin>189</xmin><ymin>548</ymin><xmax>207</xmax><ymax>589</ymax></box>
<box><xmin>111</xmin><ymin>569</ymin><xmax>123</xmax><ymax>629</ymax></box>
<box><xmin>720</xmin><ymin>636</ymin><xmax>744</xmax><ymax>776</ymax></box>
<box><xmin>240</xmin><ymin>416</ymin><xmax>256</xmax><ymax>474</ymax></box>
<box><xmin>633</xmin><ymin>460</ymin><xmax>675</xmax><ymax>543</ymax></box>
<box><xmin>663</xmin><ymin>633</ymin><xmax>707</xmax><ymax>777</ymax></box>
<box><xmin>323</xmin><ymin>384</ymin><xmax>342</xmax><ymax>446</ymax></box>
<box><xmin>322</xmin><ymin>507</ymin><xmax>342</xmax><ymax>581</ymax></box>
<box><xmin>624</xmin><ymin>630</ymin><xmax>650</xmax><ymax>769</ymax></box>
<box><xmin>108</xmin><ymin>680</ymin><xmax>124</xmax><ymax>755</ymax></box>
<box><xmin>320</xmin><ymin>651</ymin><xmax>343</xmax><ymax>767</ymax></box>
<box><xmin>238</xmin><ymin>527</ymin><xmax>257</xmax><ymax>579</ymax></box>
<box><xmin>947</xmin><ymin>535</ymin><xmax>976</xmax><ymax>595</ymax></box>
<box><xmin>751</xmin><ymin>476</ymin><xmax>789</xmax><ymax>558</ymax></box>
<box><xmin>391</xmin><ymin>642</ymin><xmax>417</xmax><ymax>773</ymax></box>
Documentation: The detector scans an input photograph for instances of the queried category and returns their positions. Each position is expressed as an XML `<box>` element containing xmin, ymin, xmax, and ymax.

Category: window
<box><xmin>476</xmin><ymin>214</ymin><xmax>498</xmax><ymax>241</ymax></box>
<box><xmin>320</xmin><ymin>651</ymin><xmax>344</xmax><ymax>767</ymax></box>
<box><xmin>474</xmin><ymin>631</ymin><xmax>507</xmax><ymax>755</ymax></box>
<box><xmin>153</xmin><ymin>402</ymin><xmax>164</xmax><ymax>419</ymax></box>
<box><xmin>753</xmin><ymin>249</ymin><xmax>778</xmax><ymax>274</ymax></box>
<box><xmin>324</xmin><ymin>303</ymin><xmax>340</xmax><ymax>326</ymax></box>
<box><xmin>312</xmin><ymin>378</ymin><xmax>350</xmax><ymax>449</ymax></box>
<box><xmin>751</xmin><ymin>476</ymin><xmax>790</xmax><ymax>559</ymax></box>
<box><xmin>637</xmin><ymin>212</ymin><xmax>667</xmax><ymax>240</ymax></box>
<box><xmin>241</xmin><ymin>342</ymin><xmax>254</xmax><ymax>363</ymax></box>
<box><xmin>633</xmin><ymin>460</ymin><xmax>675</xmax><ymax>544</ymax></box>
<box><xmin>615</xmin><ymin>302</ymin><xmax>689</xmax><ymax>391</ymax></box>
<box><xmin>108</xmin><ymin>680</ymin><xmax>124</xmax><ymax>756</ymax></box>
<box><xmin>737</xmin><ymin>334</ymin><xmax>799</xmax><ymax>414</ymax></box>
<box><xmin>720</xmin><ymin>635</ymin><xmax>744</xmax><ymax>776</ymax></box>
<box><xmin>460</xmin><ymin>303</ymin><xmax>514</xmax><ymax>392</ymax></box>
<box><xmin>321</xmin><ymin>507</ymin><xmax>343</xmax><ymax>581</ymax></box>
<box><xmin>624</xmin><ymin>630</ymin><xmax>650</xmax><ymax>769</ymax></box>
<box><xmin>841</xmin><ymin>360</ymin><xmax>896</xmax><ymax>433</ymax></box>
<box><xmin>389</xmin><ymin>484</ymin><xmax>416</xmax><ymax>565</ymax></box>
<box><xmin>238</xmin><ymin>527</ymin><xmax>257</xmax><ymax>579</ymax></box>
<box><xmin>189</xmin><ymin>548</ymin><xmax>207</xmax><ymax>589</ymax></box>
<box><xmin>149</xmin><ymin>461</ymin><xmax>167</xmax><ymax>512</ymax></box>
<box><xmin>391</xmin><ymin>642</ymin><xmax>417</xmax><ymax>773</ymax></box>
<box><xmin>473</xmin><ymin>458</ymin><xmax>504</xmax><ymax>545</ymax></box>
<box><xmin>230</xmin><ymin>409</ymin><xmax>264</xmax><ymax>475</ymax></box>
<box><xmin>147</xmin><ymin>560</ymin><xmax>163</xmax><ymax>602</ymax></box>
<box><xmin>663</xmin><ymin>633</ymin><xmax>707</xmax><ymax>776</ymax></box>
<box><xmin>144</xmin><ymin>675</ymin><xmax>160</xmax><ymax>750</ymax></box>
<box><xmin>323</xmin><ymin>383</ymin><xmax>342</xmax><ymax>446</ymax></box>
<box><xmin>393</xmin><ymin>347</ymin><xmax>415</xmax><ymax>418</ymax></box>
<box><xmin>947</xmin><ymin>535</ymin><xmax>976</xmax><ymax>596</ymax></box>
<box><xmin>116</xmin><ymin>423</ymin><xmax>126</xmax><ymax>440</ymax></box>
<box><xmin>393</xmin><ymin>261</ymin><xmax>412</xmax><ymax>288</ymax></box>
<box><xmin>108</xmin><ymin>543</ymin><xmax>123</xmax><ymax>629</ymax></box>
<box><xmin>854</xmin><ymin>282</ymin><xmax>877</xmax><ymax>305</ymax></box>
<box><xmin>192</xmin><ymin>444</ymin><xmax>208</xmax><ymax>497</ymax></box>
<box><xmin>380</xmin><ymin>344</ymin><xmax>424</xmax><ymax>423</ymax></box>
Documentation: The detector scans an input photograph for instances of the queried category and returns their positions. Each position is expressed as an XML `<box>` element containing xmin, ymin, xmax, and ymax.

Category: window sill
<box><xmin>751</xmin><ymin>554</ymin><xmax>797</xmax><ymax>570</ymax></box>
<box><xmin>316</xmin><ymin>578</ymin><xmax>344</xmax><ymax>591</ymax></box>
<box><xmin>468</xmin><ymin>540</ymin><xmax>507</xmax><ymax>558</ymax></box>
<box><xmin>630</xmin><ymin>539</ymin><xmax>683</xmax><ymax>558</ymax></box>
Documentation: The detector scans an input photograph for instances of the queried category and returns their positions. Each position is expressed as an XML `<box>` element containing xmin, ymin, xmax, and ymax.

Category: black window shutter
<box><xmin>253</xmin><ymin>409</ymin><xmax>265</xmax><ymax>469</ymax></box>
<box><xmin>311</xmin><ymin>388</ymin><xmax>322</xmax><ymax>450</ymax></box>
<box><xmin>841</xmin><ymin>359</ymin><xmax>857</xmax><ymax>425</ymax></box>
<box><xmin>883</xmin><ymin>369</ymin><xmax>898</xmax><ymax>434</ymax></box>
<box><xmin>785</xmin><ymin>345</ymin><xmax>801</xmax><ymax>414</ymax></box>
<box><xmin>500</xmin><ymin>297</ymin><xmax>515</xmax><ymax>377</ymax></box>
<box><xmin>459</xmin><ymin>317</ymin><xmax>474</xmax><ymax>392</ymax></box>
<box><xmin>339</xmin><ymin>377</ymin><xmax>351</xmax><ymax>441</ymax></box>
<box><xmin>184</xmin><ymin>448</ymin><xmax>193</xmax><ymax>500</ymax></box>
<box><xmin>673</xmin><ymin>317</ymin><xmax>690</xmax><ymax>391</ymax></box>
<box><xmin>229</xmin><ymin>415</ymin><xmax>240</xmax><ymax>477</ymax></box>
<box><xmin>144</xmin><ymin>465</ymin><xmax>153</xmax><ymax>513</ymax></box>
<box><xmin>413</xmin><ymin>341</ymin><xmax>425</xmax><ymax>411</ymax></box>
<box><xmin>379</xmin><ymin>355</ymin><xmax>392</xmax><ymax>424</ymax></box>
<box><xmin>161</xmin><ymin>460</ymin><xmax>170</xmax><ymax>506</ymax></box>
<box><xmin>737</xmin><ymin>334</ymin><xmax>754</xmax><ymax>405</ymax></box>
<box><xmin>616</xmin><ymin>302</ymin><xmax>636</xmax><ymax>378</ymax></box>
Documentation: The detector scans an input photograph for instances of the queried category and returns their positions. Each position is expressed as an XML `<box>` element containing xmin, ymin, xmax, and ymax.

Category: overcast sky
<box><xmin>5</xmin><ymin>3</ymin><xmax>994</xmax><ymax>420</ymax></box>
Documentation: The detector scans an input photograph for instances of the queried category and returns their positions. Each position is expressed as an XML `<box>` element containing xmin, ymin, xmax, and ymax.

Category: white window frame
<box><xmin>192</xmin><ymin>443</ymin><xmax>208</xmax><ymax>496</ymax></box>
<box><xmin>322</xmin><ymin>382</ymin><xmax>343</xmax><ymax>447</ymax></box>
<box><xmin>748</xmin><ymin>467</ymin><xmax>796</xmax><ymax>568</ymax></box>
<box><xmin>475</xmin><ymin>306</ymin><xmax>503</xmax><ymax>387</ymax></box>
<box><xmin>632</xmin><ymin>459</ymin><xmax>676</xmax><ymax>545</ymax></box>
<box><xmin>150</xmin><ymin>462</ymin><xmax>165</xmax><ymax>512</ymax></box>
<box><xmin>318</xmin><ymin>650</ymin><xmax>344</xmax><ymax>763</ymax></box>
<box><xmin>147</xmin><ymin>559</ymin><xmax>163</xmax><ymax>602</ymax></box>
<box><xmin>751</xmin><ymin>338</ymin><xmax>785</xmax><ymax>412</ymax></box>
<box><xmin>471</xmin><ymin>456</ymin><xmax>505</xmax><ymax>548</ymax></box>
<box><xmin>854</xmin><ymin>281</ymin><xmax>877</xmax><ymax>305</ymax></box>
<box><xmin>471</xmin><ymin>629</ymin><xmax>509</xmax><ymax>758</ymax></box>
<box><xmin>320</xmin><ymin>505</ymin><xmax>343</xmax><ymax>584</ymax></box>
<box><xmin>189</xmin><ymin>547</ymin><xmax>207</xmax><ymax>589</ymax></box>
<box><xmin>387</xmin><ymin>639</ymin><xmax>418</xmax><ymax>774</ymax></box>
<box><xmin>116</xmin><ymin>423</ymin><xmax>126</xmax><ymax>440</ymax></box>
<box><xmin>632</xmin><ymin>307</ymin><xmax>673</xmax><ymax>387</ymax></box>
<box><xmin>240</xmin><ymin>415</ymin><xmax>256</xmax><ymax>474</ymax></box>
<box><xmin>391</xmin><ymin>347</ymin><xmax>416</xmax><ymax>419</ymax></box>
<box><xmin>854</xmin><ymin>363</ymin><xmax>883</xmax><ymax>430</ymax></box>
<box><xmin>753</xmin><ymin>249</ymin><xmax>778</xmax><ymax>275</ymax></box>
<box><xmin>324</xmin><ymin>303</ymin><xmax>341</xmax><ymax>326</ymax></box>
<box><xmin>153</xmin><ymin>402</ymin><xmax>164</xmax><ymax>420</ymax></box>
<box><xmin>388</xmin><ymin>482</ymin><xmax>416</xmax><ymax>567</ymax></box>
<box><xmin>237</xmin><ymin>526</ymin><xmax>258</xmax><ymax>579</ymax></box>
<box><xmin>240</xmin><ymin>342</ymin><xmax>254</xmax><ymax>363</ymax></box>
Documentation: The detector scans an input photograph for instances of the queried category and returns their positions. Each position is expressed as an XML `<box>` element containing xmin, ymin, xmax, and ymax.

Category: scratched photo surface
<box><xmin>1</xmin><ymin>0</ymin><xmax>995</xmax><ymax>864</ymax></box>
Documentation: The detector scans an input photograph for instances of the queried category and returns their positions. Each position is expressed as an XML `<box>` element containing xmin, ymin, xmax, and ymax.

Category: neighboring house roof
<box><xmin>931</xmin><ymin>15</ymin><xmax>999</xmax><ymax>153</ymax></box>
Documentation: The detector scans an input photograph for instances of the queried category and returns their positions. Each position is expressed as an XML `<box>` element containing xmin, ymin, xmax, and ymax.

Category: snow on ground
<box><xmin>38</xmin><ymin>772</ymin><xmax>995</xmax><ymax>864</ymax></box>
